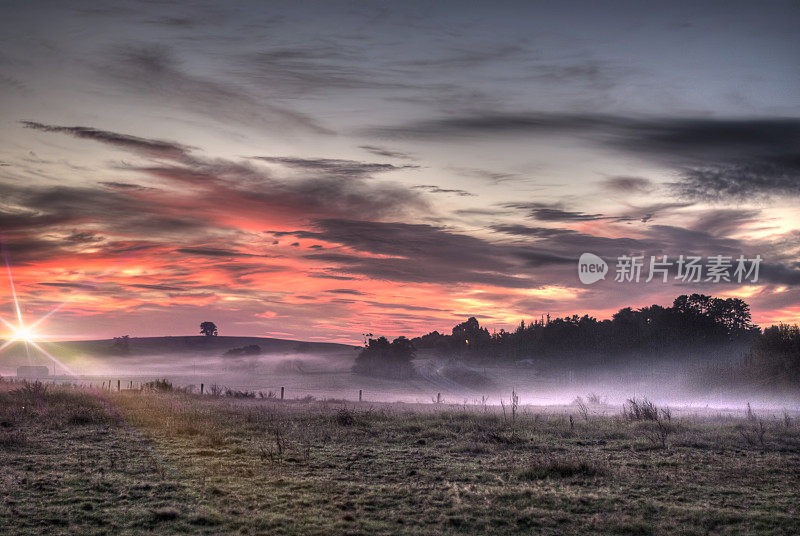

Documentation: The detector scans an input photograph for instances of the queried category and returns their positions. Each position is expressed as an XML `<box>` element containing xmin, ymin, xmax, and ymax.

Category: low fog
<box><xmin>4</xmin><ymin>345</ymin><xmax>798</xmax><ymax>414</ymax></box>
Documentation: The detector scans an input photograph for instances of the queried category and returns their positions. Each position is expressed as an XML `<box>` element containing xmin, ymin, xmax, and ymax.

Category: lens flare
<box><xmin>0</xmin><ymin>246</ymin><xmax>75</xmax><ymax>375</ymax></box>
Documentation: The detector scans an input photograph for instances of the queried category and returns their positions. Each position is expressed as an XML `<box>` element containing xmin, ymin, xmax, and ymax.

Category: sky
<box><xmin>0</xmin><ymin>0</ymin><xmax>799</xmax><ymax>344</ymax></box>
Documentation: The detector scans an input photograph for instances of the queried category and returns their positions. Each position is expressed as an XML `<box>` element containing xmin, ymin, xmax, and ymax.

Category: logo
<box><xmin>578</xmin><ymin>253</ymin><xmax>608</xmax><ymax>284</ymax></box>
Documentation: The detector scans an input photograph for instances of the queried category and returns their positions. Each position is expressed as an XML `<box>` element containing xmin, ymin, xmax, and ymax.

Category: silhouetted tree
<box><xmin>352</xmin><ymin>336</ymin><xmax>416</xmax><ymax>379</ymax></box>
<box><xmin>412</xmin><ymin>294</ymin><xmax>759</xmax><ymax>367</ymax></box>
<box><xmin>451</xmin><ymin>317</ymin><xmax>491</xmax><ymax>354</ymax></box>
<box><xmin>743</xmin><ymin>324</ymin><xmax>800</xmax><ymax>389</ymax></box>
<box><xmin>200</xmin><ymin>321</ymin><xmax>218</xmax><ymax>337</ymax></box>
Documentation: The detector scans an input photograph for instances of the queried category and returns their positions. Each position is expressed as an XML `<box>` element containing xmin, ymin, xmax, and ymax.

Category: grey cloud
<box><xmin>175</xmin><ymin>247</ymin><xmax>265</xmax><ymax>258</ymax></box>
<box><xmin>602</xmin><ymin>176</ymin><xmax>654</xmax><ymax>193</ymax></box>
<box><xmin>374</xmin><ymin>113</ymin><xmax>800</xmax><ymax>199</ymax></box>
<box><xmin>101</xmin><ymin>44</ymin><xmax>331</xmax><ymax>134</ymax></box>
<box><xmin>253</xmin><ymin>156</ymin><xmax>416</xmax><ymax>177</ymax></box>
<box><xmin>491</xmin><ymin>225</ymin><xmax>576</xmax><ymax>238</ymax></box>
<box><xmin>505</xmin><ymin>202</ymin><xmax>606</xmax><ymax>222</ymax></box>
<box><xmin>413</xmin><ymin>185</ymin><xmax>475</xmax><ymax>197</ymax></box>
<box><xmin>129</xmin><ymin>283</ymin><xmax>185</xmax><ymax>291</ymax></box>
<box><xmin>22</xmin><ymin>121</ymin><xmax>192</xmax><ymax>159</ymax></box>
<box><xmin>100</xmin><ymin>181</ymin><xmax>156</xmax><ymax>190</ymax></box>
<box><xmin>283</xmin><ymin>218</ymin><xmax>551</xmax><ymax>289</ymax></box>
<box><xmin>359</xmin><ymin>145</ymin><xmax>414</xmax><ymax>160</ymax></box>
<box><xmin>242</xmin><ymin>47</ymin><xmax>411</xmax><ymax>97</ymax></box>
<box><xmin>38</xmin><ymin>282</ymin><xmax>98</xmax><ymax>290</ymax></box>
<box><xmin>324</xmin><ymin>289</ymin><xmax>366</xmax><ymax>296</ymax></box>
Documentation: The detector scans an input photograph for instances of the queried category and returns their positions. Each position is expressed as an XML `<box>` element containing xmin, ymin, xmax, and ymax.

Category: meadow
<box><xmin>1</xmin><ymin>380</ymin><xmax>799</xmax><ymax>535</ymax></box>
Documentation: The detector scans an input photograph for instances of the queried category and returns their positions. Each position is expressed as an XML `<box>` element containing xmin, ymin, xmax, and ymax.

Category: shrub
<box><xmin>518</xmin><ymin>456</ymin><xmax>606</xmax><ymax>480</ymax></box>
<box><xmin>11</xmin><ymin>381</ymin><xmax>49</xmax><ymax>402</ymax></box>
<box><xmin>624</xmin><ymin>397</ymin><xmax>659</xmax><ymax>421</ymax></box>
<box><xmin>224</xmin><ymin>389</ymin><xmax>256</xmax><ymax>398</ymax></box>
<box><xmin>143</xmin><ymin>379</ymin><xmax>173</xmax><ymax>391</ymax></box>
<box><xmin>335</xmin><ymin>408</ymin><xmax>356</xmax><ymax>426</ymax></box>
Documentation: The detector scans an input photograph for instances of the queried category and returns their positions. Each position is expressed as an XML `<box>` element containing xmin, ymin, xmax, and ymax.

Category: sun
<box><xmin>9</xmin><ymin>323</ymin><xmax>38</xmax><ymax>344</ymax></box>
<box><xmin>0</xmin><ymin>250</ymin><xmax>75</xmax><ymax>375</ymax></box>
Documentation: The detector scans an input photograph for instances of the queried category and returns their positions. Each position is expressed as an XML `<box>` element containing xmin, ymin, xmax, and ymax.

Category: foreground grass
<box><xmin>1</xmin><ymin>382</ymin><xmax>799</xmax><ymax>535</ymax></box>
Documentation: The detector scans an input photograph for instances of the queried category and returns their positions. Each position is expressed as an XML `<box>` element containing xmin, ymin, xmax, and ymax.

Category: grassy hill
<box><xmin>0</xmin><ymin>335</ymin><xmax>357</xmax><ymax>359</ymax></box>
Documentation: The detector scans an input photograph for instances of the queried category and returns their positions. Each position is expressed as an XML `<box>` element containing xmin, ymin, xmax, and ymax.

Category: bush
<box><xmin>143</xmin><ymin>379</ymin><xmax>173</xmax><ymax>391</ymax></box>
<box><xmin>335</xmin><ymin>408</ymin><xmax>356</xmax><ymax>426</ymax></box>
<box><xmin>624</xmin><ymin>397</ymin><xmax>659</xmax><ymax>421</ymax></box>
<box><xmin>224</xmin><ymin>388</ymin><xmax>256</xmax><ymax>398</ymax></box>
<box><xmin>518</xmin><ymin>456</ymin><xmax>606</xmax><ymax>480</ymax></box>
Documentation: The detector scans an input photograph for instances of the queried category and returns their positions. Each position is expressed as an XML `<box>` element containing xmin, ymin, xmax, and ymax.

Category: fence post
<box><xmin>280</xmin><ymin>386</ymin><xmax>285</xmax><ymax>400</ymax></box>
<box><xmin>437</xmin><ymin>392</ymin><xmax>441</xmax><ymax>404</ymax></box>
<box><xmin>200</xmin><ymin>383</ymin><xmax>204</xmax><ymax>395</ymax></box>
<box><xmin>359</xmin><ymin>389</ymin><xmax>362</xmax><ymax>402</ymax></box>
<box><xmin>117</xmin><ymin>380</ymin><xmax>120</xmax><ymax>392</ymax></box>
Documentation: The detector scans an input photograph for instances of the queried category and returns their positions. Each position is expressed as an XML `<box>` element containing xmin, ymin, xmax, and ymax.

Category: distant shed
<box><xmin>17</xmin><ymin>366</ymin><xmax>49</xmax><ymax>378</ymax></box>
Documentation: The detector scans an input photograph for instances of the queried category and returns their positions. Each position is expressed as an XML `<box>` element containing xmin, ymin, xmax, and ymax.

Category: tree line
<box><xmin>353</xmin><ymin>294</ymin><xmax>799</xmax><ymax>389</ymax></box>
<box><xmin>410</xmin><ymin>294</ymin><xmax>757</xmax><ymax>366</ymax></box>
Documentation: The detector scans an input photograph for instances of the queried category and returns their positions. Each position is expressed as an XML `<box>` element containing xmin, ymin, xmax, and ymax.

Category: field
<box><xmin>1</xmin><ymin>380</ymin><xmax>799</xmax><ymax>535</ymax></box>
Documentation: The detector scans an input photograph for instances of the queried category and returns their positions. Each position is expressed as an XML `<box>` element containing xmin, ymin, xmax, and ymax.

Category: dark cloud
<box><xmin>308</xmin><ymin>273</ymin><xmax>358</xmax><ymax>281</ymax></box>
<box><xmin>253</xmin><ymin>156</ymin><xmax>416</xmax><ymax>177</ymax></box>
<box><xmin>374</xmin><ymin>113</ymin><xmax>800</xmax><ymax>199</ymax></box>
<box><xmin>129</xmin><ymin>283</ymin><xmax>185</xmax><ymax>291</ymax></box>
<box><xmin>0</xmin><ymin>181</ymin><xmax>208</xmax><ymax>238</ymax></box>
<box><xmin>491</xmin><ymin>225</ymin><xmax>576</xmax><ymax>238</ymax></box>
<box><xmin>359</xmin><ymin>145</ymin><xmax>414</xmax><ymax>160</ymax></box>
<box><xmin>324</xmin><ymin>289</ymin><xmax>366</xmax><ymax>296</ymax></box>
<box><xmin>283</xmin><ymin>218</ymin><xmax>557</xmax><ymax>288</ymax></box>
<box><xmin>674</xmin><ymin>162</ymin><xmax>800</xmax><ymax>200</ymax></box>
<box><xmin>505</xmin><ymin>202</ymin><xmax>606</xmax><ymax>222</ymax></box>
<box><xmin>100</xmin><ymin>181</ymin><xmax>156</xmax><ymax>190</ymax></box>
<box><xmin>21</xmin><ymin>123</ymin><xmax>428</xmax><ymax>229</ymax></box>
<box><xmin>602</xmin><ymin>176</ymin><xmax>654</xmax><ymax>193</ymax></box>
<box><xmin>370</xmin><ymin>112</ymin><xmax>611</xmax><ymax>138</ymax></box>
<box><xmin>38</xmin><ymin>282</ymin><xmax>98</xmax><ymax>290</ymax></box>
<box><xmin>22</xmin><ymin>121</ymin><xmax>191</xmax><ymax>159</ymax></box>
<box><xmin>413</xmin><ymin>185</ymin><xmax>474</xmax><ymax>197</ymax></box>
<box><xmin>174</xmin><ymin>247</ymin><xmax>264</xmax><ymax>258</ymax></box>
<box><xmin>455</xmin><ymin>168</ymin><xmax>526</xmax><ymax>185</ymax></box>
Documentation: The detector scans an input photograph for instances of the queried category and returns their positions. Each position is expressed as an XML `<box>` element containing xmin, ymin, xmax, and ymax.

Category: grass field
<box><xmin>1</xmin><ymin>380</ymin><xmax>799</xmax><ymax>535</ymax></box>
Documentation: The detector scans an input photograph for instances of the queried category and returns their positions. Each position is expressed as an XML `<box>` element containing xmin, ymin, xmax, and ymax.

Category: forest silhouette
<box><xmin>354</xmin><ymin>293</ymin><xmax>799</xmax><ymax>390</ymax></box>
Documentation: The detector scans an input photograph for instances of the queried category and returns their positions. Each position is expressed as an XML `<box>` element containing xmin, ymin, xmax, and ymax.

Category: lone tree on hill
<box><xmin>200</xmin><ymin>321</ymin><xmax>218</xmax><ymax>337</ymax></box>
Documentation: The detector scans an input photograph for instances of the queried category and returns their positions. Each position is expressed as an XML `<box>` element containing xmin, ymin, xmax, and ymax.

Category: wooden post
<box><xmin>359</xmin><ymin>389</ymin><xmax>362</xmax><ymax>402</ymax></box>
<box><xmin>437</xmin><ymin>392</ymin><xmax>441</xmax><ymax>404</ymax></box>
<box><xmin>129</xmin><ymin>381</ymin><xmax>133</xmax><ymax>389</ymax></box>
<box><xmin>117</xmin><ymin>380</ymin><xmax>120</xmax><ymax>392</ymax></box>
<box><xmin>200</xmin><ymin>383</ymin><xmax>204</xmax><ymax>395</ymax></box>
<box><xmin>280</xmin><ymin>386</ymin><xmax>285</xmax><ymax>400</ymax></box>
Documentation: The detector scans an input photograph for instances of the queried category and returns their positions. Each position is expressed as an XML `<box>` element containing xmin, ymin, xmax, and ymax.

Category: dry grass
<box><xmin>1</xmin><ymin>380</ymin><xmax>799</xmax><ymax>535</ymax></box>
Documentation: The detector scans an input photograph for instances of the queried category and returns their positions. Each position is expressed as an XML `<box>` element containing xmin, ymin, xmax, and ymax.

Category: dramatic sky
<box><xmin>1</xmin><ymin>1</ymin><xmax>799</xmax><ymax>343</ymax></box>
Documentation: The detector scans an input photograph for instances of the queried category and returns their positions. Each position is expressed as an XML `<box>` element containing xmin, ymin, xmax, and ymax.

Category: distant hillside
<box><xmin>0</xmin><ymin>336</ymin><xmax>358</xmax><ymax>359</ymax></box>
